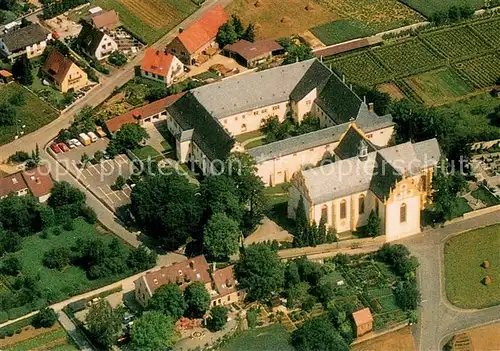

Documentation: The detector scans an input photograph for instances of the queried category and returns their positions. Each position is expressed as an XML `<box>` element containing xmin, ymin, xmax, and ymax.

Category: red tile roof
<box><xmin>352</xmin><ymin>307</ymin><xmax>373</xmax><ymax>327</ymax></box>
<box><xmin>141</xmin><ymin>48</ymin><xmax>175</xmax><ymax>78</ymax></box>
<box><xmin>212</xmin><ymin>265</ymin><xmax>237</xmax><ymax>297</ymax></box>
<box><xmin>0</xmin><ymin>70</ymin><xmax>12</xmax><ymax>77</ymax></box>
<box><xmin>42</xmin><ymin>50</ymin><xmax>74</xmax><ymax>85</ymax></box>
<box><xmin>21</xmin><ymin>165</ymin><xmax>54</xmax><ymax>198</ymax></box>
<box><xmin>144</xmin><ymin>256</ymin><xmax>211</xmax><ymax>294</ymax></box>
<box><xmin>224</xmin><ymin>39</ymin><xmax>283</xmax><ymax>61</ymax></box>
<box><xmin>91</xmin><ymin>10</ymin><xmax>119</xmax><ymax>29</ymax></box>
<box><xmin>0</xmin><ymin>172</ymin><xmax>27</xmax><ymax>197</ymax></box>
<box><xmin>177</xmin><ymin>5</ymin><xmax>228</xmax><ymax>54</ymax></box>
<box><xmin>104</xmin><ymin>92</ymin><xmax>186</xmax><ymax>133</ymax></box>
<box><xmin>313</xmin><ymin>38</ymin><xmax>372</xmax><ymax>58</ymax></box>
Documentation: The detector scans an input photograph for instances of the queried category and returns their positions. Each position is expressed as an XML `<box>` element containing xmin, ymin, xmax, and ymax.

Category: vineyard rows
<box><xmin>421</xmin><ymin>25</ymin><xmax>493</xmax><ymax>60</ymax></box>
<box><xmin>329</xmin><ymin>52</ymin><xmax>391</xmax><ymax>86</ymax></box>
<box><xmin>472</xmin><ymin>18</ymin><xmax>500</xmax><ymax>48</ymax></box>
<box><xmin>455</xmin><ymin>54</ymin><xmax>500</xmax><ymax>88</ymax></box>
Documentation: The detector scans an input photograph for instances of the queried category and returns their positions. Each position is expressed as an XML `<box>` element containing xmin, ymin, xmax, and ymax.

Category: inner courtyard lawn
<box><xmin>444</xmin><ymin>224</ymin><xmax>500</xmax><ymax>308</ymax></box>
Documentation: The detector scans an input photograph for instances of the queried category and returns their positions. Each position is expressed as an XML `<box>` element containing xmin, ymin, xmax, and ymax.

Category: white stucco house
<box><xmin>75</xmin><ymin>22</ymin><xmax>118</xmax><ymax>60</ymax></box>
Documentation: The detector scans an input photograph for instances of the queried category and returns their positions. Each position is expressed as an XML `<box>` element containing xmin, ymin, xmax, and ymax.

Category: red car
<box><xmin>58</xmin><ymin>142</ymin><xmax>70</xmax><ymax>152</ymax></box>
<box><xmin>50</xmin><ymin>143</ymin><xmax>62</xmax><ymax>154</ymax></box>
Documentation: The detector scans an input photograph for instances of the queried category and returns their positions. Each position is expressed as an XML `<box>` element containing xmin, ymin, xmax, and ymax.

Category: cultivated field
<box><xmin>422</xmin><ymin>25</ymin><xmax>492</xmax><ymax>59</ymax></box>
<box><xmin>399</xmin><ymin>0</ymin><xmax>484</xmax><ymax>17</ymax></box>
<box><xmin>219</xmin><ymin>324</ymin><xmax>294</xmax><ymax>351</ymax></box>
<box><xmin>325</xmin><ymin>17</ymin><xmax>500</xmax><ymax>105</ymax></box>
<box><xmin>93</xmin><ymin>0</ymin><xmax>197</xmax><ymax>43</ymax></box>
<box><xmin>377</xmin><ymin>82</ymin><xmax>406</xmax><ymax>100</ymax></box>
<box><xmin>444</xmin><ymin>224</ymin><xmax>500</xmax><ymax>309</ymax></box>
<box><xmin>316</xmin><ymin>0</ymin><xmax>423</xmax><ymax>32</ymax></box>
<box><xmin>404</xmin><ymin>68</ymin><xmax>474</xmax><ymax>105</ymax></box>
<box><xmin>466</xmin><ymin>323</ymin><xmax>500</xmax><ymax>351</ymax></box>
<box><xmin>352</xmin><ymin>326</ymin><xmax>416</xmax><ymax>351</ymax></box>
<box><xmin>0</xmin><ymin>83</ymin><xmax>59</xmax><ymax>146</ymax></box>
<box><xmin>2</xmin><ymin>324</ymin><xmax>77</xmax><ymax>351</ymax></box>
<box><xmin>311</xmin><ymin>19</ymin><xmax>375</xmax><ymax>46</ymax></box>
<box><xmin>226</xmin><ymin>0</ymin><xmax>338</xmax><ymax>40</ymax></box>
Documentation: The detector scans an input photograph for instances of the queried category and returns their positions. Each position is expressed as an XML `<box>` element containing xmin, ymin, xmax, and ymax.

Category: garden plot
<box><xmin>399</xmin><ymin>0</ymin><xmax>484</xmax><ymax>18</ymax></box>
<box><xmin>421</xmin><ymin>25</ymin><xmax>492</xmax><ymax>60</ymax></box>
<box><xmin>404</xmin><ymin>68</ymin><xmax>475</xmax><ymax>105</ymax></box>
<box><xmin>372</xmin><ymin>38</ymin><xmax>445</xmax><ymax>77</ymax></box>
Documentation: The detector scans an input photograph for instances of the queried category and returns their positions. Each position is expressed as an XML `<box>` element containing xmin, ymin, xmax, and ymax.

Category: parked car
<box><xmin>79</xmin><ymin>133</ymin><xmax>91</xmax><ymax>146</ymax></box>
<box><xmin>66</xmin><ymin>140</ymin><xmax>76</xmax><ymax>149</ymax></box>
<box><xmin>71</xmin><ymin>138</ymin><xmax>82</xmax><ymax>147</ymax></box>
<box><xmin>50</xmin><ymin>143</ymin><xmax>62</xmax><ymax>153</ymax></box>
<box><xmin>95</xmin><ymin>126</ymin><xmax>107</xmax><ymax>137</ymax></box>
<box><xmin>58</xmin><ymin>142</ymin><xmax>69</xmax><ymax>152</ymax></box>
<box><xmin>87</xmin><ymin>132</ymin><xmax>98</xmax><ymax>142</ymax></box>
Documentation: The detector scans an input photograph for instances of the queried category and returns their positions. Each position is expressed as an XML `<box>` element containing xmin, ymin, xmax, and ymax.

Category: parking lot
<box><xmin>55</xmin><ymin>139</ymin><xmax>135</xmax><ymax>210</ymax></box>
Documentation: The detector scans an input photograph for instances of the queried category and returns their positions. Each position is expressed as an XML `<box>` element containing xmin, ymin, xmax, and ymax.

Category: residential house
<box><xmin>134</xmin><ymin>256</ymin><xmax>245</xmax><ymax>308</ymax></box>
<box><xmin>287</xmin><ymin>124</ymin><xmax>441</xmax><ymax>241</ymax></box>
<box><xmin>104</xmin><ymin>92</ymin><xmax>186</xmax><ymax>134</ymax></box>
<box><xmin>140</xmin><ymin>48</ymin><xmax>184</xmax><ymax>86</ymax></box>
<box><xmin>352</xmin><ymin>308</ymin><xmax>373</xmax><ymax>337</ymax></box>
<box><xmin>90</xmin><ymin>10</ymin><xmax>119</xmax><ymax>30</ymax></box>
<box><xmin>75</xmin><ymin>22</ymin><xmax>118</xmax><ymax>60</ymax></box>
<box><xmin>166</xmin><ymin>5</ymin><xmax>228</xmax><ymax>65</ymax></box>
<box><xmin>223</xmin><ymin>39</ymin><xmax>284</xmax><ymax>68</ymax></box>
<box><xmin>42</xmin><ymin>49</ymin><xmax>88</xmax><ymax>93</ymax></box>
<box><xmin>210</xmin><ymin>265</ymin><xmax>246</xmax><ymax>307</ymax></box>
<box><xmin>0</xmin><ymin>24</ymin><xmax>52</xmax><ymax>60</ymax></box>
<box><xmin>164</xmin><ymin>58</ymin><xmax>394</xmax><ymax>180</ymax></box>
<box><xmin>0</xmin><ymin>165</ymin><xmax>54</xmax><ymax>202</ymax></box>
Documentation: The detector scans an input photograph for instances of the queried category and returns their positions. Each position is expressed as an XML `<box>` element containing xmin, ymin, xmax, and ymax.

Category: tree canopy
<box><xmin>428</xmin><ymin>168</ymin><xmax>468</xmax><ymax>223</ymax></box>
<box><xmin>291</xmin><ymin>317</ymin><xmax>349</xmax><ymax>351</ymax></box>
<box><xmin>85</xmin><ymin>300</ymin><xmax>122</xmax><ymax>348</ymax></box>
<box><xmin>0</xmin><ymin>103</ymin><xmax>17</xmax><ymax>127</ymax></box>
<box><xmin>130</xmin><ymin>172</ymin><xmax>203</xmax><ymax>250</ymax></box>
<box><xmin>207</xmin><ymin>305</ymin><xmax>228</xmax><ymax>331</ymax></box>
<box><xmin>235</xmin><ymin>244</ymin><xmax>284</xmax><ymax>301</ymax></box>
<box><xmin>184</xmin><ymin>281</ymin><xmax>211</xmax><ymax>318</ymax></box>
<box><xmin>203</xmin><ymin>213</ymin><xmax>240</xmax><ymax>261</ymax></box>
<box><xmin>147</xmin><ymin>283</ymin><xmax>186</xmax><ymax>319</ymax></box>
<box><xmin>130</xmin><ymin>311</ymin><xmax>177</xmax><ymax>351</ymax></box>
<box><xmin>107</xmin><ymin>123</ymin><xmax>149</xmax><ymax>156</ymax></box>
<box><xmin>278</xmin><ymin>38</ymin><xmax>314</xmax><ymax>64</ymax></box>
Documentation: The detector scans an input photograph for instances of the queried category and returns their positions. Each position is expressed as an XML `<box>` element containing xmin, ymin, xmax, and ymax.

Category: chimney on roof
<box><xmin>179</xmin><ymin>27</ymin><xmax>183</xmax><ymax>33</ymax></box>
<box><xmin>132</xmin><ymin>111</ymin><xmax>141</xmax><ymax>119</ymax></box>
<box><xmin>156</xmin><ymin>50</ymin><xmax>160</xmax><ymax>55</ymax></box>
<box><xmin>225</xmin><ymin>278</ymin><xmax>232</xmax><ymax>288</ymax></box>
<box><xmin>35</xmin><ymin>177</ymin><xmax>41</xmax><ymax>184</ymax></box>
<box><xmin>368</xmin><ymin>102</ymin><xmax>374</xmax><ymax>112</ymax></box>
<box><xmin>189</xmin><ymin>261</ymin><xmax>195</xmax><ymax>270</ymax></box>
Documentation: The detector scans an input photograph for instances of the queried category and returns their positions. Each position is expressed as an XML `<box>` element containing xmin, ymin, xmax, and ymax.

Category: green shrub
<box><xmin>63</xmin><ymin>219</ymin><xmax>74</xmax><ymax>231</ymax></box>
<box><xmin>7</xmin><ymin>306</ymin><xmax>30</xmax><ymax>320</ymax></box>
<box><xmin>52</xmin><ymin>227</ymin><xmax>62</xmax><ymax>236</ymax></box>
<box><xmin>0</xmin><ymin>311</ymin><xmax>8</xmax><ymax>323</ymax></box>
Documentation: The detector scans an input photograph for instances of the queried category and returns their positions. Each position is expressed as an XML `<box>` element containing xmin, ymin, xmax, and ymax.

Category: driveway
<box><xmin>396</xmin><ymin>210</ymin><xmax>500</xmax><ymax>350</ymax></box>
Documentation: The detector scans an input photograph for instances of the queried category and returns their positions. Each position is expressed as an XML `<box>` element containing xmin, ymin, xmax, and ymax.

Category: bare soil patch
<box><xmin>351</xmin><ymin>326</ymin><xmax>416</xmax><ymax>351</ymax></box>
<box><xmin>377</xmin><ymin>82</ymin><xmax>406</xmax><ymax>100</ymax></box>
<box><xmin>467</xmin><ymin>322</ymin><xmax>500</xmax><ymax>350</ymax></box>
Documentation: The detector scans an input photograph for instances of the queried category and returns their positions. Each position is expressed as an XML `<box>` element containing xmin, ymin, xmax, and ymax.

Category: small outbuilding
<box><xmin>0</xmin><ymin>70</ymin><xmax>13</xmax><ymax>83</ymax></box>
<box><xmin>223</xmin><ymin>39</ymin><xmax>284</xmax><ymax>68</ymax></box>
<box><xmin>352</xmin><ymin>307</ymin><xmax>373</xmax><ymax>337</ymax></box>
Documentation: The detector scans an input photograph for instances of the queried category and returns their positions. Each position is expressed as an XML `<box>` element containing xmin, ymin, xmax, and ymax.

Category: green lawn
<box><xmin>235</xmin><ymin>130</ymin><xmax>264</xmax><ymax>143</ymax></box>
<box><xmin>9</xmin><ymin>219</ymin><xmax>132</xmax><ymax>303</ymax></box>
<box><xmin>311</xmin><ymin>19</ymin><xmax>375</xmax><ymax>46</ymax></box>
<box><xmin>4</xmin><ymin>326</ymin><xmax>77</xmax><ymax>351</ymax></box>
<box><xmin>471</xmin><ymin>187</ymin><xmax>500</xmax><ymax>207</ymax></box>
<box><xmin>130</xmin><ymin>145</ymin><xmax>164</xmax><ymax>161</ymax></box>
<box><xmin>451</xmin><ymin>197</ymin><xmax>473</xmax><ymax>218</ymax></box>
<box><xmin>220</xmin><ymin>324</ymin><xmax>294</xmax><ymax>351</ymax></box>
<box><xmin>399</xmin><ymin>0</ymin><xmax>484</xmax><ymax>17</ymax></box>
<box><xmin>444</xmin><ymin>224</ymin><xmax>500</xmax><ymax>308</ymax></box>
<box><xmin>405</xmin><ymin>68</ymin><xmax>474</xmax><ymax>105</ymax></box>
<box><xmin>0</xmin><ymin>83</ymin><xmax>59</xmax><ymax>146</ymax></box>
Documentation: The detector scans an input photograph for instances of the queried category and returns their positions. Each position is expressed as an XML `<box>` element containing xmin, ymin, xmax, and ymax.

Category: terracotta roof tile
<box><xmin>42</xmin><ymin>50</ymin><xmax>74</xmax><ymax>85</ymax></box>
<box><xmin>177</xmin><ymin>5</ymin><xmax>228</xmax><ymax>54</ymax></box>
<box><xmin>141</xmin><ymin>48</ymin><xmax>175</xmax><ymax>77</ymax></box>
<box><xmin>0</xmin><ymin>172</ymin><xmax>27</xmax><ymax>197</ymax></box>
<box><xmin>105</xmin><ymin>92</ymin><xmax>186</xmax><ymax>133</ymax></box>
<box><xmin>0</xmin><ymin>70</ymin><xmax>12</xmax><ymax>77</ymax></box>
<box><xmin>144</xmin><ymin>256</ymin><xmax>211</xmax><ymax>294</ymax></box>
<box><xmin>22</xmin><ymin>165</ymin><xmax>54</xmax><ymax>198</ymax></box>
<box><xmin>91</xmin><ymin>10</ymin><xmax>119</xmax><ymax>29</ymax></box>
<box><xmin>212</xmin><ymin>265</ymin><xmax>237</xmax><ymax>296</ymax></box>
<box><xmin>352</xmin><ymin>307</ymin><xmax>373</xmax><ymax>327</ymax></box>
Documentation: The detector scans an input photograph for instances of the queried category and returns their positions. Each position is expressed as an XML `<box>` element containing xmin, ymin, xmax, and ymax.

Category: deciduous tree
<box><xmin>291</xmin><ymin>317</ymin><xmax>349</xmax><ymax>351</ymax></box>
<box><xmin>207</xmin><ymin>306</ymin><xmax>228</xmax><ymax>331</ymax></box>
<box><xmin>203</xmin><ymin>213</ymin><xmax>240</xmax><ymax>261</ymax></box>
<box><xmin>86</xmin><ymin>300</ymin><xmax>122</xmax><ymax>348</ymax></box>
<box><xmin>184</xmin><ymin>282</ymin><xmax>210</xmax><ymax>318</ymax></box>
<box><xmin>130</xmin><ymin>311</ymin><xmax>177</xmax><ymax>351</ymax></box>
<box><xmin>147</xmin><ymin>283</ymin><xmax>186</xmax><ymax>319</ymax></box>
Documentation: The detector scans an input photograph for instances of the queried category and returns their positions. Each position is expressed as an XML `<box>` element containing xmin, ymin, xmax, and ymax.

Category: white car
<box><xmin>71</xmin><ymin>138</ymin><xmax>82</xmax><ymax>147</ymax></box>
<box><xmin>66</xmin><ymin>140</ymin><xmax>76</xmax><ymax>149</ymax></box>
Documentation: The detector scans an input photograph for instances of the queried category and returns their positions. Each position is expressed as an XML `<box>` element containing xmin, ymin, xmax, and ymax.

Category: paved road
<box><xmin>396</xmin><ymin>210</ymin><xmax>500</xmax><ymax>351</ymax></box>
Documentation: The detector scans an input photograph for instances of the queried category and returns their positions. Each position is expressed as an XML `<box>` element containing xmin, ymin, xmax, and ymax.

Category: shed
<box><xmin>352</xmin><ymin>307</ymin><xmax>373</xmax><ymax>337</ymax></box>
<box><xmin>223</xmin><ymin>39</ymin><xmax>284</xmax><ymax>68</ymax></box>
<box><xmin>0</xmin><ymin>70</ymin><xmax>13</xmax><ymax>83</ymax></box>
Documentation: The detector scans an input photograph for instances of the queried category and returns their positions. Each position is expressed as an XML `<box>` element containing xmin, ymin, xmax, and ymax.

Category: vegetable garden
<box><xmin>399</xmin><ymin>0</ymin><xmax>484</xmax><ymax>18</ymax></box>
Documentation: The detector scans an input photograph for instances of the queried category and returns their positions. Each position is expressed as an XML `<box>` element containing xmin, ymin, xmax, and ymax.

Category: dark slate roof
<box><xmin>369</xmin><ymin>153</ymin><xmax>402</xmax><ymax>200</ymax></box>
<box><xmin>167</xmin><ymin>92</ymin><xmax>234</xmax><ymax>161</ymax></box>
<box><xmin>290</xmin><ymin>59</ymin><xmax>332</xmax><ymax>102</ymax></box>
<box><xmin>249</xmin><ymin>123</ymin><xmax>349</xmax><ymax>162</ymax></box>
<box><xmin>0</xmin><ymin>24</ymin><xmax>49</xmax><ymax>52</ymax></box>
<box><xmin>335</xmin><ymin>126</ymin><xmax>376</xmax><ymax>160</ymax></box>
<box><xmin>316</xmin><ymin>75</ymin><xmax>363</xmax><ymax>125</ymax></box>
<box><xmin>75</xmin><ymin>22</ymin><xmax>105</xmax><ymax>55</ymax></box>
<box><xmin>356</xmin><ymin>104</ymin><xmax>395</xmax><ymax>132</ymax></box>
